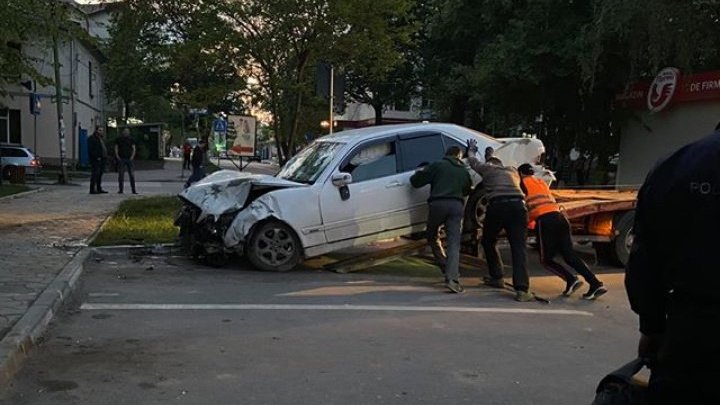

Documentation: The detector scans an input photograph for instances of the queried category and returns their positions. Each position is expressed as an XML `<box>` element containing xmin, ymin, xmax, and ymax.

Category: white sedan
<box><xmin>176</xmin><ymin>122</ymin><xmax>546</xmax><ymax>270</ymax></box>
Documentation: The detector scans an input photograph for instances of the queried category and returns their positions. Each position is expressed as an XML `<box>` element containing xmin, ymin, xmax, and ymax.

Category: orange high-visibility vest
<box><xmin>522</xmin><ymin>176</ymin><xmax>560</xmax><ymax>224</ymax></box>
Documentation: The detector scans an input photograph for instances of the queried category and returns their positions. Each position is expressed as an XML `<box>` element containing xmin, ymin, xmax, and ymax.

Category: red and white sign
<box><xmin>616</xmin><ymin>68</ymin><xmax>720</xmax><ymax>112</ymax></box>
<box><xmin>646</xmin><ymin>67</ymin><xmax>678</xmax><ymax>112</ymax></box>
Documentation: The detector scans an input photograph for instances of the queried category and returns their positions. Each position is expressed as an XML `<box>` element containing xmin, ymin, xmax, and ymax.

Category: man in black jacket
<box><xmin>410</xmin><ymin>146</ymin><xmax>472</xmax><ymax>293</ymax></box>
<box><xmin>625</xmin><ymin>125</ymin><xmax>720</xmax><ymax>404</ymax></box>
<box><xmin>87</xmin><ymin>126</ymin><xmax>108</xmax><ymax>194</ymax></box>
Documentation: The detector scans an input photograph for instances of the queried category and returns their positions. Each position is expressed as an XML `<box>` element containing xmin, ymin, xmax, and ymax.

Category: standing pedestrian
<box><xmin>182</xmin><ymin>140</ymin><xmax>192</xmax><ymax>170</ymax></box>
<box><xmin>517</xmin><ymin>164</ymin><xmax>606</xmax><ymax>299</ymax></box>
<box><xmin>466</xmin><ymin>139</ymin><xmax>532</xmax><ymax>302</ymax></box>
<box><xmin>410</xmin><ymin>146</ymin><xmax>472</xmax><ymax>293</ymax></box>
<box><xmin>115</xmin><ymin>128</ymin><xmax>138</xmax><ymax>194</ymax></box>
<box><xmin>625</xmin><ymin>125</ymin><xmax>720</xmax><ymax>404</ymax></box>
<box><xmin>87</xmin><ymin>126</ymin><xmax>108</xmax><ymax>194</ymax></box>
<box><xmin>184</xmin><ymin>140</ymin><xmax>207</xmax><ymax>188</ymax></box>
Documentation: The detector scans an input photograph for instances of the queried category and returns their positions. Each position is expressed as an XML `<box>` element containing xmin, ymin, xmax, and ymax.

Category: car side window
<box><xmin>442</xmin><ymin>134</ymin><xmax>466</xmax><ymax>151</ymax></box>
<box><xmin>340</xmin><ymin>141</ymin><xmax>397</xmax><ymax>182</ymax></box>
<box><xmin>398</xmin><ymin>134</ymin><xmax>444</xmax><ymax>172</ymax></box>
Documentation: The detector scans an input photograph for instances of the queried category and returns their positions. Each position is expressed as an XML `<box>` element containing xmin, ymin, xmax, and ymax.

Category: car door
<box><xmin>320</xmin><ymin>136</ymin><xmax>410</xmax><ymax>243</ymax></box>
<box><xmin>396</xmin><ymin>131</ymin><xmax>447</xmax><ymax>226</ymax></box>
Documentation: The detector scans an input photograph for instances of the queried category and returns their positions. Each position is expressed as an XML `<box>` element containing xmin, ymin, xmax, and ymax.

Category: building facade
<box><xmin>0</xmin><ymin>1</ymin><xmax>117</xmax><ymax>166</ymax></box>
<box><xmin>615</xmin><ymin>68</ymin><xmax>720</xmax><ymax>186</ymax></box>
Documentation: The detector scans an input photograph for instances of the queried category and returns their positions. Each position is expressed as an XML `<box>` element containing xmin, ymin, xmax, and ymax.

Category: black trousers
<box><xmin>648</xmin><ymin>301</ymin><xmax>720</xmax><ymax>404</ymax></box>
<box><xmin>481</xmin><ymin>199</ymin><xmax>529</xmax><ymax>292</ymax></box>
<box><xmin>90</xmin><ymin>159</ymin><xmax>105</xmax><ymax>192</ymax></box>
<box><xmin>536</xmin><ymin>211</ymin><xmax>599</xmax><ymax>285</ymax></box>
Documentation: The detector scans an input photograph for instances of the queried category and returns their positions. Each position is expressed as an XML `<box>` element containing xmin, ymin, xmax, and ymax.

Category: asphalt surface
<box><xmin>0</xmin><ymin>248</ymin><xmax>639</xmax><ymax>405</ymax></box>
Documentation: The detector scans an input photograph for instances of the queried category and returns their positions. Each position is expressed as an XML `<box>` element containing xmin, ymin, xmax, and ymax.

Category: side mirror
<box><xmin>332</xmin><ymin>172</ymin><xmax>353</xmax><ymax>187</ymax></box>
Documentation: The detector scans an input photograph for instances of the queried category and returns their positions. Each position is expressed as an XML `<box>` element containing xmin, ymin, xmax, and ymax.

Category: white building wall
<box><xmin>617</xmin><ymin>101</ymin><xmax>720</xmax><ymax>185</ymax></box>
<box><xmin>0</xmin><ymin>38</ymin><xmax>106</xmax><ymax>165</ymax></box>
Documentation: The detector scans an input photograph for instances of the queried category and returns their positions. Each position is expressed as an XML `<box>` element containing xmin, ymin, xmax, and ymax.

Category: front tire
<box><xmin>246</xmin><ymin>220</ymin><xmax>302</xmax><ymax>272</ymax></box>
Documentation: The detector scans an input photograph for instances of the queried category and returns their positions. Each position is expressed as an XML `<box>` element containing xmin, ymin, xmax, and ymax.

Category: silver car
<box><xmin>0</xmin><ymin>145</ymin><xmax>41</xmax><ymax>179</ymax></box>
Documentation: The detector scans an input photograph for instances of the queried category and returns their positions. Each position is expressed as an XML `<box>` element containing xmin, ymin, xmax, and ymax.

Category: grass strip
<box><xmin>0</xmin><ymin>184</ymin><xmax>30</xmax><ymax>198</ymax></box>
<box><xmin>91</xmin><ymin>196</ymin><xmax>182</xmax><ymax>246</ymax></box>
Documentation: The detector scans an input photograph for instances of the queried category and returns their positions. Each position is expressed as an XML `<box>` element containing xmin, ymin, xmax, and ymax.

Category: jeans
<box><xmin>426</xmin><ymin>199</ymin><xmax>464</xmax><ymax>283</ymax></box>
<box><xmin>117</xmin><ymin>158</ymin><xmax>136</xmax><ymax>193</ymax></box>
<box><xmin>184</xmin><ymin>166</ymin><xmax>206</xmax><ymax>188</ymax></box>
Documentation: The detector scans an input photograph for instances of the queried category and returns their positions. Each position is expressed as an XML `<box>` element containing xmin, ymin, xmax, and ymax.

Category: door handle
<box><xmin>385</xmin><ymin>181</ymin><xmax>403</xmax><ymax>188</ymax></box>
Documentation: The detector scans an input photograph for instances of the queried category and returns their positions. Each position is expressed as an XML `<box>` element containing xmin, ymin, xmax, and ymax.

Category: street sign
<box><xmin>213</xmin><ymin>118</ymin><xmax>227</xmax><ymax>133</ymax></box>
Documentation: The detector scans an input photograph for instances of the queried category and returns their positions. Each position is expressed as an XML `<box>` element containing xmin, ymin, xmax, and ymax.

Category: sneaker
<box><xmin>483</xmin><ymin>277</ymin><xmax>505</xmax><ymax>289</ymax></box>
<box><xmin>583</xmin><ymin>284</ymin><xmax>608</xmax><ymax>300</ymax></box>
<box><xmin>446</xmin><ymin>280</ymin><xmax>464</xmax><ymax>293</ymax></box>
<box><xmin>515</xmin><ymin>291</ymin><xmax>534</xmax><ymax>302</ymax></box>
<box><xmin>563</xmin><ymin>278</ymin><xmax>584</xmax><ymax>297</ymax></box>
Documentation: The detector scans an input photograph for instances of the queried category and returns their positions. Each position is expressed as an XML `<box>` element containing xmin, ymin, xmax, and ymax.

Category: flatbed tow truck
<box><xmin>326</xmin><ymin>188</ymin><xmax>638</xmax><ymax>274</ymax></box>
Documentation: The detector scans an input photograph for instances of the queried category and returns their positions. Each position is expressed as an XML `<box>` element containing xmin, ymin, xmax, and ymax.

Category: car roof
<box><xmin>318</xmin><ymin>122</ymin><xmax>494</xmax><ymax>144</ymax></box>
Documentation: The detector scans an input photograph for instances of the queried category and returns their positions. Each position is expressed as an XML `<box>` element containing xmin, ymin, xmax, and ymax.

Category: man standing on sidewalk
<box><xmin>115</xmin><ymin>128</ymin><xmax>138</xmax><ymax>194</ymax></box>
<box><xmin>466</xmin><ymin>139</ymin><xmax>532</xmax><ymax>302</ymax></box>
<box><xmin>517</xmin><ymin>163</ymin><xmax>606</xmax><ymax>299</ymax></box>
<box><xmin>410</xmin><ymin>146</ymin><xmax>472</xmax><ymax>293</ymax></box>
<box><xmin>88</xmin><ymin>126</ymin><xmax>108</xmax><ymax>194</ymax></box>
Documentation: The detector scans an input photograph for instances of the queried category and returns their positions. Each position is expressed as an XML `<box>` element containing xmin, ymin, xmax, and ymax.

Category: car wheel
<box><xmin>246</xmin><ymin>220</ymin><xmax>302</xmax><ymax>272</ymax></box>
<box><xmin>2</xmin><ymin>166</ymin><xmax>15</xmax><ymax>181</ymax></box>
<box><xmin>463</xmin><ymin>186</ymin><xmax>488</xmax><ymax>234</ymax></box>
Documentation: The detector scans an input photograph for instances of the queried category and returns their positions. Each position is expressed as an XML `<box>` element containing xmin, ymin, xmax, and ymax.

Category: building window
<box><xmin>0</xmin><ymin>108</ymin><xmax>21</xmax><ymax>144</ymax></box>
<box><xmin>89</xmin><ymin>60</ymin><xmax>94</xmax><ymax>99</ymax></box>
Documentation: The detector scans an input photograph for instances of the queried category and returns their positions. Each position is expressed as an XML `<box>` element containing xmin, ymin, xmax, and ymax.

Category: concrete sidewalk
<box><xmin>0</xmin><ymin>158</ymin><xmax>277</xmax><ymax>384</ymax></box>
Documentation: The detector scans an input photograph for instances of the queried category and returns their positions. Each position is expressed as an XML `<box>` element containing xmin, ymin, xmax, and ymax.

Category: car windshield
<box><xmin>276</xmin><ymin>141</ymin><xmax>345</xmax><ymax>184</ymax></box>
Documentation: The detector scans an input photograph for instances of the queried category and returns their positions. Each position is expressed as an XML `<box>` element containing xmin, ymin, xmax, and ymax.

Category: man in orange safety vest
<box><xmin>518</xmin><ymin>163</ymin><xmax>607</xmax><ymax>300</ymax></box>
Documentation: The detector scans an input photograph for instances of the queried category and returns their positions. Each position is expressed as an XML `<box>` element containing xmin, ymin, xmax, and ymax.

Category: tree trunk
<box><xmin>123</xmin><ymin>99</ymin><xmax>130</xmax><ymax>125</ymax></box>
<box><xmin>373</xmin><ymin>103</ymin><xmax>383</xmax><ymax>125</ymax></box>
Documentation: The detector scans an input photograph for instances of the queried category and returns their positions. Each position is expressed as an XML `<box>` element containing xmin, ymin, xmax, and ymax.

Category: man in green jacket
<box><xmin>410</xmin><ymin>146</ymin><xmax>472</xmax><ymax>293</ymax></box>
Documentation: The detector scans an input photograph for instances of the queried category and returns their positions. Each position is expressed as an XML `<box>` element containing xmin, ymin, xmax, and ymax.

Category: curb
<box><xmin>0</xmin><ymin>248</ymin><xmax>90</xmax><ymax>386</ymax></box>
<box><xmin>0</xmin><ymin>187</ymin><xmax>43</xmax><ymax>202</ymax></box>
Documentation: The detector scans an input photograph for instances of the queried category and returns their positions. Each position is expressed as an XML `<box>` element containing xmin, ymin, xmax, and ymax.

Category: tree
<box><xmin>335</xmin><ymin>0</ymin><xmax>417</xmax><ymax>125</ymax></box>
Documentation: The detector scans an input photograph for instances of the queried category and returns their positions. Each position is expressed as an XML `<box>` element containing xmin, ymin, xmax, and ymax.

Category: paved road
<box><xmin>0</xmin><ymin>159</ymin><xmax>276</xmax><ymax>343</ymax></box>
<box><xmin>1</xmin><ymin>250</ymin><xmax>638</xmax><ymax>405</ymax></box>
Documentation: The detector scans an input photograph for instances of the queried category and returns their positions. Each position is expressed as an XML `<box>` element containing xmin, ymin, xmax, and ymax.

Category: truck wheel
<box><xmin>246</xmin><ymin>220</ymin><xmax>302</xmax><ymax>272</ymax></box>
<box><xmin>594</xmin><ymin>211</ymin><xmax>635</xmax><ymax>267</ymax></box>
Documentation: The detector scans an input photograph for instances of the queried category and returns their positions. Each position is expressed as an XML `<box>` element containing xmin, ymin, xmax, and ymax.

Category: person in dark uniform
<box><xmin>410</xmin><ymin>146</ymin><xmax>472</xmax><ymax>293</ymax></box>
<box><xmin>517</xmin><ymin>163</ymin><xmax>606</xmax><ymax>299</ymax></box>
<box><xmin>115</xmin><ymin>128</ymin><xmax>137</xmax><ymax>194</ymax></box>
<box><xmin>87</xmin><ymin>126</ymin><xmax>108</xmax><ymax>194</ymax></box>
<box><xmin>466</xmin><ymin>139</ymin><xmax>532</xmax><ymax>302</ymax></box>
<box><xmin>184</xmin><ymin>140</ymin><xmax>207</xmax><ymax>188</ymax></box>
<box><xmin>182</xmin><ymin>140</ymin><xmax>192</xmax><ymax>170</ymax></box>
<box><xmin>625</xmin><ymin>125</ymin><xmax>720</xmax><ymax>404</ymax></box>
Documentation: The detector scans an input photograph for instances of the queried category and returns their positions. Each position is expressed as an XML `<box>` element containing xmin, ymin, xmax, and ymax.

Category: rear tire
<box><xmin>246</xmin><ymin>220</ymin><xmax>302</xmax><ymax>272</ymax></box>
<box><xmin>594</xmin><ymin>210</ymin><xmax>634</xmax><ymax>267</ymax></box>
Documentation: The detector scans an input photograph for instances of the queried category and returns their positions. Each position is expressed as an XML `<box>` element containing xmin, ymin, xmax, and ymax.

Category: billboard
<box><xmin>227</xmin><ymin>115</ymin><xmax>256</xmax><ymax>157</ymax></box>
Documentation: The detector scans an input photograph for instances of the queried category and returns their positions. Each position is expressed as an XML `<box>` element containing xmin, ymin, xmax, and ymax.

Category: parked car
<box><xmin>0</xmin><ymin>145</ymin><xmax>41</xmax><ymax>180</ymax></box>
<box><xmin>175</xmin><ymin>122</ymin><xmax>546</xmax><ymax>270</ymax></box>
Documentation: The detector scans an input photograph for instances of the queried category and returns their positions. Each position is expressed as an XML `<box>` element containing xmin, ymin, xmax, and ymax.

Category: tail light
<box><xmin>31</xmin><ymin>158</ymin><xmax>41</xmax><ymax>167</ymax></box>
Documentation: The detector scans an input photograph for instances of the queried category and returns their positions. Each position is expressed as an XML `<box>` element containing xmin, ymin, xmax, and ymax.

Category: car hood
<box><xmin>178</xmin><ymin>170</ymin><xmax>305</xmax><ymax>219</ymax></box>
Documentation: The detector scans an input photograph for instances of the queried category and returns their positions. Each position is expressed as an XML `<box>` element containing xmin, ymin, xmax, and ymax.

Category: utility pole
<box><xmin>52</xmin><ymin>2</ymin><xmax>68</xmax><ymax>184</ymax></box>
<box><xmin>329</xmin><ymin>64</ymin><xmax>334</xmax><ymax>135</ymax></box>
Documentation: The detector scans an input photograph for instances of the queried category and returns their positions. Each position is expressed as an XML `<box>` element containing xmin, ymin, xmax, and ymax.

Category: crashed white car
<box><xmin>176</xmin><ymin>122</ymin><xmax>547</xmax><ymax>270</ymax></box>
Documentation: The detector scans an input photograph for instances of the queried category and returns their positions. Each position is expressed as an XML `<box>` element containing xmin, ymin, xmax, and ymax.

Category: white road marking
<box><xmin>80</xmin><ymin>303</ymin><xmax>593</xmax><ymax>316</ymax></box>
